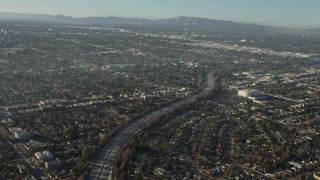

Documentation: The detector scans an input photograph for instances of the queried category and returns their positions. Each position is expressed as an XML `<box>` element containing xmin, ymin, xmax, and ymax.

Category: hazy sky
<box><xmin>0</xmin><ymin>0</ymin><xmax>319</xmax><ymax>27</ymax></box>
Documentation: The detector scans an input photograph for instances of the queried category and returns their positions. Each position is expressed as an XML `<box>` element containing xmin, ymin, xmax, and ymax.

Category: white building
<box><xmin>35</xmin><ymin>152</ymin><xmax>46</xmax><ymax>161</ymax></box>
<box><xmin>238</xmin><ymin>89</ymin><xmax>266</xmax><ymax>99</ymax></box>
<box><xmin>238</xmin><ymin>89</ymin><xmax>251</xmax><ymax>98</ymax></box>
<box><xmin>314</xmin><ymin>172</ymin><xmax>320</xmax><ymax>180</ymax></box>
<box><xmin>17</xmin><ymin>164</ymin><xmax>27</xmax><ymax>174</ymax></box>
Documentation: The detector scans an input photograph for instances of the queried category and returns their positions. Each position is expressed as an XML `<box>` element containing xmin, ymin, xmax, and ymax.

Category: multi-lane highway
<box><xmin>86</xmin><ymin>71</ymin><xmax>218</xmax><ymax>180</ymax></box>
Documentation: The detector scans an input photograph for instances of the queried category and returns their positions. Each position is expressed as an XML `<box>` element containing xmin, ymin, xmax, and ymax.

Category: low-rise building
<box><xmin>1</xmin><ymin>118</ymin><xmax>15</xmax><ymax>126</ymax></box>
<box><xmin>35</xmin><ymin>150</ymin><xmax>53</xmax><ymax>161</ymax></box>
<box><xmin>35</xmin><ymin>152</ymin><xmax>46</xmax><ymax>161</ymax></box>
<box><xmin>238</xmin><ymin>89</ymin><xmax>266</xmax><ymax>100</ymax></box>
<box><xmin>314</xmin><ymin>172</ymin><xmax>320</xmax><ymax>180</ymax></box>
<box><xmin>43</xmin><ymin>150</ymin><xmax>53</xmax><ymax>160</ymax></box>
<box><xmin>23</xmin><ymin>175</ymin><xmax>37</xmax><ymax>180</ymax></box>
<box><xmin>14</xmin><ymin>130</ymin><xmax>31</xmax><ymax>142</ymax></box>
<box><xmin>45</xmin><ymin>159</ymin><xmax>61</xmax><ymax>170</ymax></box>
<box><xmin>17</xmin><ymin>164</ymin><xmax>27</xmax><ymax>174</ymax></box>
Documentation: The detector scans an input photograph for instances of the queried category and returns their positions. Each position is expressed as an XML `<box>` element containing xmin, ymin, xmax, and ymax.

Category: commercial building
<box><xmin>45</xmin><ymin>159</ymin><xmax>61</xmax><ymax>170</ymax></box>
<box><xmin>238</xmin><ymin>89</ymin><xmax>266</xmax><ymax>100</ymax></box>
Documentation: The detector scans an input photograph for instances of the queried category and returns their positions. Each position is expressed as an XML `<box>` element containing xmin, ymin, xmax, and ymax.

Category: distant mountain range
<box><xmin>0</xmin><ymin>11</ymin><xmax>315</xmax><ymax>34</ymax></box>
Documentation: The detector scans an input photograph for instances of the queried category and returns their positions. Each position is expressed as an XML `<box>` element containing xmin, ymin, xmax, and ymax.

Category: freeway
<box><xmin>86</xmin><ymin>71</ymin><xmax>218</xmax><ymax>180</ymax></box>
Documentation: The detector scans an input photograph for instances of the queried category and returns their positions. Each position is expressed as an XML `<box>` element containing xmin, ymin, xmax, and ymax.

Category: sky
<box><xmin>0</xmin><ymin>0</ymin><xmax>319</xmax><ymax>28</ymax></box>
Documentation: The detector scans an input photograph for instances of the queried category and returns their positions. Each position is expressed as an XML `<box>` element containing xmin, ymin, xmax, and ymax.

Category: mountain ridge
<box><xmin>0</xmin><ymin>11</ymin><xmax>314</xmax><ymax>34</ymax></box>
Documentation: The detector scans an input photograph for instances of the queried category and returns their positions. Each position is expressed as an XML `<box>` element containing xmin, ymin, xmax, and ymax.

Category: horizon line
<box><xmin>0</xmin><ymin>10</ymin><xmax>317</xmax><ymax>29</ymax></box>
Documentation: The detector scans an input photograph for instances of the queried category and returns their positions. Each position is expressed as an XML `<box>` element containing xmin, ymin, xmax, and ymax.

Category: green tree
<box><xmin>67</xmin><ymin>125</ymin><xmax>79</xmax><ymax>140</ymax></box>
